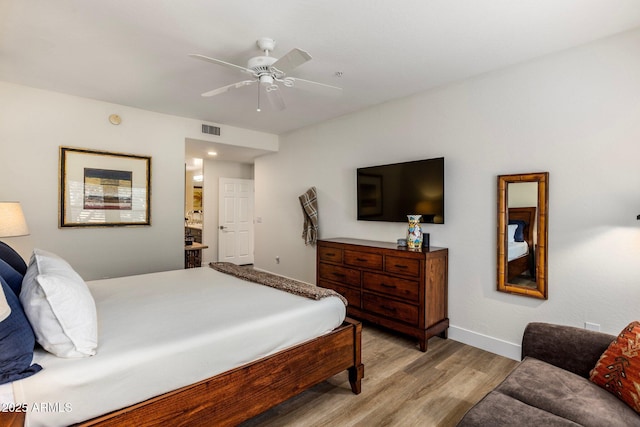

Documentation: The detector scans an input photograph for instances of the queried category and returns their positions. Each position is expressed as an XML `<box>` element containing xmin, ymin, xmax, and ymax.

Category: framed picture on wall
<box><xmin>59</xmin><ymin>146</ymin><xmax>151</xmax><ymax>227</ymax></box>
<box><xmin>193</xmin><ymin>186</ymin><xmax>203</xmax><ymax>210</ymax></box>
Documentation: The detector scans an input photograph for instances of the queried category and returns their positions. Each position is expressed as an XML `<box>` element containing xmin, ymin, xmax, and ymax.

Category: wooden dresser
<box><xmin>317</xmin><ymin>238</ymin><xmax>448</xmax><ymax>351</ymax></box>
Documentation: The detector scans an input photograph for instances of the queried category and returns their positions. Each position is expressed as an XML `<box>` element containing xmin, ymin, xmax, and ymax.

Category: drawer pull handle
<box><xmin>394</xmin><ymin>264</ymin><xmax>408</xmax><ymax>269</ymax></box>
<box><xmin>381</xmin><ymin>283</ymin><xmax>395</xmax><ymax>289</ymax></box>
<box><xmin>381</xmin><ymin>305</ymin><xmax>397</xmax><ymax>313</ymax></box>
<box><xmin>332</xmin><ymin>273</ymin><xmax>346</xmax><ymax>278</ymax></box>
<box><xmin>326</xmin><ymin>252</ymin><xmax>336</xmax><ymax>257</ymax></box>
<box><xmin>356</xmin><ymin>258</ymin><xmax>368</xmax><ymax>262</ymax></box>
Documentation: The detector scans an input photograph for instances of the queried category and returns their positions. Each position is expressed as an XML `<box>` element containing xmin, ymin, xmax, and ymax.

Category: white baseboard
<box><xmin>448</xmin><ymin>325</ymin><xmax>521</xmax><ymax>361</ymax></box>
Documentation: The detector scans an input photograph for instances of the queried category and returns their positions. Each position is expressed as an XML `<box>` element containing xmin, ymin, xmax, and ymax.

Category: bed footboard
<box><xmin>78</xmin><ymin>318</ymin><xmax>363</xmax><ymax>427</ymax></box>
<box><xmin>0</xmin><ymin>411</ymin><xmax>24</xmax><ymax>427</ymax></box>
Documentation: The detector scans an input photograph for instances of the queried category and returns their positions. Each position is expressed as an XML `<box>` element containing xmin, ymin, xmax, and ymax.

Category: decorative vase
<box><xmin>407</xmin><ymin>214</ymin><xmax>423</xmax><ymax>249</ymax></box>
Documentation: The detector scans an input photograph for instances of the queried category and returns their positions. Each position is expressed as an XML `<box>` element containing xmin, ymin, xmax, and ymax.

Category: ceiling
<box><xmin>2</xmin><ymin>0</ymin><xmax>640</xmax><ymax>138</ymax></box>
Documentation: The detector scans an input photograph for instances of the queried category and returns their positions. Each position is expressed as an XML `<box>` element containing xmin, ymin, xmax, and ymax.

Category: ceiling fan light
<box><xmin>260</xmin><ymin>75</ymin><xmax>274</xmax><ymax>85</ymax></box>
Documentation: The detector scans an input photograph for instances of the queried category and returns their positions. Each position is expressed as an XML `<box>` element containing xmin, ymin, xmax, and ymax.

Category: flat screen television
<box><xmin>357</xmin><ymin>157</ymin><xmax>444</xmax><ymax>223</ymax></box>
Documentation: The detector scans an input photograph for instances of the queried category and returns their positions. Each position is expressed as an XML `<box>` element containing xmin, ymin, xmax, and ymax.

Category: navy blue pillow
<box><xmin>508</xmin><ymin>220</ymin><xmax>527</xmax><ymax>242</ymax></box>
<box><xmin>0</xmin><ymin>275</ymin><xmax>42</xmax><ymax>385</ymax></box>
<box><xmin>0</xmin><ymin>241</ymin><xmax>27</xmax><ymax>275</ymax></box>
<box><xmin>0</xmin><ymin>258</ymin><xmax>23</xmax><ymax>297</ymax></box>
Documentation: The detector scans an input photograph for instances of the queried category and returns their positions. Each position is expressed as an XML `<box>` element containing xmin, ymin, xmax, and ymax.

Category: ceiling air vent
<box><xmin>202</xmin><ymin>124</ymin><xmax>221</xmax><ymax>136</ymax></box>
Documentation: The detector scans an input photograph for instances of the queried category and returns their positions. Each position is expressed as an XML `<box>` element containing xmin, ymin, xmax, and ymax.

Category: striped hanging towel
<box><xmin>299</xmin><ymin>187</ymin><xmax>319</xmax><ymax>245</ymax></box>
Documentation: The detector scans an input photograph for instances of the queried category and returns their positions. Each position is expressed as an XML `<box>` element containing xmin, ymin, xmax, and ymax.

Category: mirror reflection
<box><xmin>497</xmin><ymin>172</ymin><xmax>549</xmax><ymax>299</ymax></box>
<box><xmin>507</xmin><ymin>183</ymin><xmax>537</xmax><ymax>287</ymax></box>
<box><xmin>185</xmin><ymin>164</ymin><xmax>204</xmax><ymax>246</ymax></box>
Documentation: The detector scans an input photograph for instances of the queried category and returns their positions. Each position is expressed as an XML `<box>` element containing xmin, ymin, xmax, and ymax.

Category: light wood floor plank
<box><xmin>242</xmin><ymin>326</ymin><xmax>518</xmax><ymax>427</ymax></box>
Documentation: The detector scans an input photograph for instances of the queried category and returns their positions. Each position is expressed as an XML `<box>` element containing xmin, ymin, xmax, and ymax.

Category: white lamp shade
<box><xmin>0</xmin><ymin>202</ymin><xmax>30</xmax><ymax>238</ymax></box>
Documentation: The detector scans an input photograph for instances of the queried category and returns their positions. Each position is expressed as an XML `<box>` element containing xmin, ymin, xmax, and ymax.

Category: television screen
<box><xmin>357</xmin><ymin>157</ymin><xmax>444</xmax><ymax>223</ymax></box>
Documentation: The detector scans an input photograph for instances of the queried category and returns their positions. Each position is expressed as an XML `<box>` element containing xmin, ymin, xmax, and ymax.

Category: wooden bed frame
<box><xmin>2</xmin><ymin>318</ymin><xmax>363</xmax><ymax>427</ymax></box>
<box><xmin>85</xmin><ymin>318</ymin><xmax>362</xmax><ymax>426</ymax></box>
<box><xmin>507</xmin><ymin>207</ymin><xmax>536</xmax><ymax>281</ymax></box>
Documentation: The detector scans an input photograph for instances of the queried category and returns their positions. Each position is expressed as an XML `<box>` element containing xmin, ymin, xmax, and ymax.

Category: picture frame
<box><xmin>193</xmin><ymin>186</ymin><xmax>203</xmax><ymax>210</ymax></box>
<box><xmin>59</xmin><ymin>147</ymin><xmax>151</xmax><ymax>227</ymax></box>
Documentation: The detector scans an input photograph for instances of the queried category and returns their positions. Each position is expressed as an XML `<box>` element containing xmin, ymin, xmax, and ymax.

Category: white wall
<box><xmin>201</xmin><ymin>160</ymin><xmax>254</xmax><ymax>264</ymax></box>
<box><xmin>0</xmin><ymin>81</ymin><xmax>276</xmax><ymax>280</ymax></box>
<box><xmin>255</xmin><ymin>28</ymin><xmax>640</xmax><ymax>359</ymax></box>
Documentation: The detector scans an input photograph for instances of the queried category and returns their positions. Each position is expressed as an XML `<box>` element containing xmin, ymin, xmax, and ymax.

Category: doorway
<box><xmin>185</xmin><ymin>138</ymin><xmax>270</xmax><ymax>266</ymax></box>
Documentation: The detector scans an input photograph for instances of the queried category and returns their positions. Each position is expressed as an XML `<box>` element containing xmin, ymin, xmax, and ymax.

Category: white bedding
<box><xmin>508</xmin><ymin>241</ymin><xmax>529</xmax><ymax>261</ymax></box>
<box><xmin>11</xmin><ymin>267</ymin><xmax>346</xmax><ymax>427</ymax></box>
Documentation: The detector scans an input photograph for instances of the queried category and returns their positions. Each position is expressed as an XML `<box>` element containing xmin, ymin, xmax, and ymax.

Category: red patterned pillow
<box><xmin>589</xmin><ymin>321</ymin><xmax>640</xmax><ymax>413</ymax></box>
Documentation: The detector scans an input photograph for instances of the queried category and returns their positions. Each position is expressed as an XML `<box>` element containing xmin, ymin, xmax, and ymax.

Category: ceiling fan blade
<box><xmin>189</xmin><ymin>53</ymin><xmax>253</xmax><ymax>74</ymax></box>
<box><xmin>201</xmin><ymin>80</ymin><xmax>255</xmax><ymax>97</ymax></box>
<box><xmin>271</xmin><ymin>48</ymin><xmax>312</xmax><ymax>74</ymax></box>
<box><xmin>287</xmin><ymin>77</ymin><xmax>342</xmax><ymax>94</ymax></box>
<box><xmin>266</xmin><ymin>86</ymin><xmax>286</xmax><ymax>111</ymax></box>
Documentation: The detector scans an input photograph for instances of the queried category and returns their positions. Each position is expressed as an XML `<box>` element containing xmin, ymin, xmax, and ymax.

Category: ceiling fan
<box><xmin>190</xmin><ymin>37</ymin><xmax>342</xmax><ymax>112</ymax></box>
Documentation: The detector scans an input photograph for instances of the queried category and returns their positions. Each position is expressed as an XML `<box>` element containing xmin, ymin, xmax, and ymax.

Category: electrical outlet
<box><xmin>585</xmin><ymin>322</ymin><xmax>600</xmax><ymax>332</ymax></box>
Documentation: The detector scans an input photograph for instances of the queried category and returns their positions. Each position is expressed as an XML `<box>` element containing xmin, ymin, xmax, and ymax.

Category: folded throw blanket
<box><xmin>210</xmin><ymin>262</ymin><xmax>347</xmax><ymax>306</ymax></box>
<box><xmin>299</xmin><ymin>187</ymin><xmax>319</xmax><ymax>245</ymax></box>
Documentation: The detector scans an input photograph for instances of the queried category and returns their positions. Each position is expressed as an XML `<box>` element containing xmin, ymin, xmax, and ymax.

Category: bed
<box><xmin>0</xmin><ymin>244</ymin><xmax>363</xmax><ymax>427</ymax></box>
<box><xmin>507</xmin><ymin>207</ymin><xmax>536</xmax><ymax>281</ymax></box>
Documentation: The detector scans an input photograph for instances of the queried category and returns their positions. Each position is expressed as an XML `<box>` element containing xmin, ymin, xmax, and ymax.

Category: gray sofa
<box><xmin>457</xmin><ymin>322</ymin><xmax>640</xmax><ymax>426</ymax></box>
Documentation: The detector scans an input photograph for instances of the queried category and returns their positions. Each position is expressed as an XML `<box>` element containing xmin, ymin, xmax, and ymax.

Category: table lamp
<box><xmin>0</xmin><ymin>202</ymin><xmax>30</xmax><ymax>238</ymax></box>
<box><xmin>0</xmin><ymin>202</ymin><xmax>30</xmax><ymax>275</ymax></box>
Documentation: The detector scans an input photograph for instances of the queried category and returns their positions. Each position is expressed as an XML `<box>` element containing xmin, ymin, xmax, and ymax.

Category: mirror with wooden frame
<box><xmin>497</xmin><ymin>172</ymin><xmax>549</xmax><ymax>299</ymax></box>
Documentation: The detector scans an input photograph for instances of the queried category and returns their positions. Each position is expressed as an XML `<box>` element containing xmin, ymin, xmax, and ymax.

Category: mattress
<box><xmin>11</xmin><ymin>267</ymin><xmax>346</xmax><ymax>427</ymax></box>
<box><xmin>508</xmin><ymin>241</ymin><xmax>529</xmax><ymax>261</ymax></box>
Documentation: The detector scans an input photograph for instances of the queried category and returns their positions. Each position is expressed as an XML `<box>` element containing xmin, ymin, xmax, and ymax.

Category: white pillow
<box><xmin>20</xmin><ymin>249</ymin><xmax>97</xmax><ymax>358</ymax></box>
<box><xmin>507</xmin><ymin>224</ymin><xmax>518</xmax><ymax>243</ymax></box>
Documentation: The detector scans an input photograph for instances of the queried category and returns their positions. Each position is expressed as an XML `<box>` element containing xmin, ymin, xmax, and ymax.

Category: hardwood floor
<box><xmin>241</xmin><ymin>325</ymin><xmax>518</xmax><ymax>427</ymax></box>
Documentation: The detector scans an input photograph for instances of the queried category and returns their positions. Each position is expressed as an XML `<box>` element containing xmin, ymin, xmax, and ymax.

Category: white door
<box><xmin>218</xmin><ymin>178</ymin><xmax>254</xmax><ymax>265</ymax></box>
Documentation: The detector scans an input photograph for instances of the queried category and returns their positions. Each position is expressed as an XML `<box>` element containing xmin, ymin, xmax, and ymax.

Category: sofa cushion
<box><xmin>496</xmin><ymin>357</ymin><xmax>640</xmax><ymax>427</ymax></box>
<box><xmin>521</xmin><ymin>322</ymin><xmax>614</xmax><ymax>378</ymax></box>
<box><xmin>590</xmin><ymin>321</ymin><xmax>640</xmax><ymax>414</ymax></box>
<box><xmin>457</xmin><ymin>390</ymin><xmax>580</xmax><ymax>426</ymax></box>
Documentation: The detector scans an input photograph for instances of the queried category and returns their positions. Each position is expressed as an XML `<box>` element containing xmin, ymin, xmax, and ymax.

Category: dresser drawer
<box><xmin>318</xmin><ymin>246</ymin><xmax>343</xmax><ymax>263</ymax></box>
<box><xmin>363</xmin><ymin>293</ymin><xmax>418</xmax><ymax>325</ymax></box>
<box><xmin>318</xmin><ymin>263</ymin><xmax>361</xmax><ymax>288</ymax></box>
<box><xmin>344</xmin><ymin>251</ymin><xmax>383</xmax><ymax>270</ymax></box>
<box><xmin>363</xmin><ymin>272</ymin><xmax>419</xmax><ymax>301</ymax></box>
<box><xmin>319</xmin><ymin>280</ymin><xmax>361</xmax><ymax>308</ymax></box>
<box><xmin>385</xmin><ymin>256</ymin><xmax>421</xmax><ymax>277</ymax></box>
